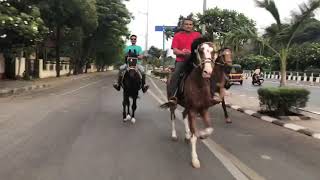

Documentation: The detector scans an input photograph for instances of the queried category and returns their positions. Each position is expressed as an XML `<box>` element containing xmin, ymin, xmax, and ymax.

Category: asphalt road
<box><xmin>0</xmin><ymin>72</ymin><xmax>319</xmax><ymax>180</ymax></box>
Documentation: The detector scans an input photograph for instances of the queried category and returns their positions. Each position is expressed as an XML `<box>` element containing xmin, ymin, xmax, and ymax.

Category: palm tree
<box><xmin>254</xmin><ymin>0</ymin><xmax>320</xmax><ymax>86</ymax></box>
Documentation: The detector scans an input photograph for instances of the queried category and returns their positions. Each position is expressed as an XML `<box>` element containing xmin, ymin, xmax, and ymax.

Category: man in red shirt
<box><xmin>167</xmin><ymin>18</ymin><xmax>201</xmax><ymax>105</ymax></box>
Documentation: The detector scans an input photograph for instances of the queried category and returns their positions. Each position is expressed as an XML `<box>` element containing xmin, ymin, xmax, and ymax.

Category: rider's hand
<box><xmin>182</xmin><ymin>49</ymin><xmax>191</xmax><ymax>56</ymax></box>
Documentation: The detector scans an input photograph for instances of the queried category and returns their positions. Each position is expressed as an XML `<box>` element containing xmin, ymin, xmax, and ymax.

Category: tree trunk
<box><xmin>279</xmin><ymin>49</ymin><xmax>287</xmax><ymax>87</ymax></box>
<box><xmin>55</xmin><ymin>25</ymin><xmax>61</xmax><ymax>77</ymax></box>
<box><xmin>17</xmin><ymin>50</ymin><xmax>23</xmax><ymax>78</ymax></box>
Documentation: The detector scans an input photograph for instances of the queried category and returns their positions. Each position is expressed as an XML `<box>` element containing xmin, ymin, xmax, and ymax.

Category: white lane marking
<box><xmin>148</xmin><ymin>90</ymin><xmax>165</xmax><ymax>104</ymax></box>
<box><xmin>203</xmin><ymin>139</ymin><xmax>250</xmax><ymax>180</ymax></box>
<box><xmin>148</xmin><ymin>77</ymin><xmax>167</xmax><ymax>101</ymax></box>
<box><xmin>59</xmin><ymin>79</ymin><xmax>104</xmax><ymax>96</ymax></box>
<box><xmin>261</xmin><ymin>155</ymin><xmax>272</xmax><ymax>160</ymax></box>
<box><xmin>148</xmin><ymin>85</ymin><xmax>265</xmax><ymax>179</ymax></box>
<box><xmin>283</xmin><ymin>123</ymin><xmax>306</xmax><ymax>131</ymax></box>
<box><xmin>240</xmin><ymin>94</ymin><xmax>246</xmax><ymax>97</ymax></box>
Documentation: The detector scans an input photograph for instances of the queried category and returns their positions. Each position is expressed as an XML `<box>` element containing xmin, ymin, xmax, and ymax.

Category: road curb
<box><xmin>0</xmin><ymin>84</ymin><xmax>51</xmax><ymax>97</ymax></box>
<box><xmin>148</xmin><ymin>74</ymin><xmax>320</xmax><ymax>140</ymax></box>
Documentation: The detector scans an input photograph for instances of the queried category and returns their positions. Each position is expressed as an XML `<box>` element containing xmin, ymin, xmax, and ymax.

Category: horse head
<box><xmin>190</xmin><ymin>37</ymin><xmax>218</xmax><ymax>79</ymax></box>
<box><xmin>126</xmin><ymin>49</ymin><xmax>139</xmax><ymax>78</ymax></box>
<box><xmin>216</xmin><ymin>47</ymin><xmax>233</xmax><ymax>66</ymax></box>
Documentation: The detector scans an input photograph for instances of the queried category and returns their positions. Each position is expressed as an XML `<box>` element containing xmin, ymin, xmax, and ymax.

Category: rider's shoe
<box><xmin>142</xmin><ymin>84</ymin><xmax>149</xmax><ymax>93</ymax></box>
<box><xmin>113</xmin><ymin>83</ymin><xmax>121</xmax><ymax>91</ymax></box>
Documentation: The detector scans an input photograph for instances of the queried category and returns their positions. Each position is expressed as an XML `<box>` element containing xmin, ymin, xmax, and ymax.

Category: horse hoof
<box><xmin>124</xmin><ymin>115</ymin><xmax>131</xmax><ymax>121</ymax></box>
<box><xmin>171</xmin><ymin>136</ymin><xmax>178</xmax><ymax>141</ymax></box>
<box><xmin>131</xmin><ymin>118</ymin><xmax>136</xmax><ymax>124</ymax></box>
<box><xmin>198</xmin><ymin>127</ymin><xmax>214</xmax><ymax>139</ymax></box>
<box><xmin>191</xmin><ymin>159</ymin><xmax>201</xmax><ymax>168</ymax></box>
<box><xmin>184</xmin><ymin>137</ymin><xmax>190</xmax><ymax>144</ymax></box>
<box><xmin>225</xmin><ymin>118</ymin><xmax>232</xmax><ymax>124</ymax></box>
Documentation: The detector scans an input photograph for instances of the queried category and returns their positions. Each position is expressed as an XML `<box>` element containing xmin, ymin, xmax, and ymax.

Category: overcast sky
<box><xmin>124</xmin><ymin>0</ymin><xmax>320</xmax><ymax>51</ymax></box>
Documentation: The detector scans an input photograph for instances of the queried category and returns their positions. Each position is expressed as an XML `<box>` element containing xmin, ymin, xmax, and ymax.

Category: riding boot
<box><xmin>141</xmin><ymin>74</ymin><xmax>149</xmax><ymax>93</ymax></box>
<box><xmin>113</xmin><ymin>73</ymin><xmax>122</xmax><ymax>91</ymax></box>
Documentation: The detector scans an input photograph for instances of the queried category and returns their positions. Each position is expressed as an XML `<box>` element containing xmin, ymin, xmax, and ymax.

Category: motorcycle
<box><xmin>252</xmin><ymin>73</ymin><xmax>264</xmax><ymax>86</ymax></box>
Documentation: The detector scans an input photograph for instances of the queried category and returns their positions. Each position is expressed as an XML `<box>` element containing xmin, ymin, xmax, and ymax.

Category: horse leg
<box><xmin>131</xmin><ymin>97</ymin><xmax>137</xmax><ymax>124</ymax></box>
<box><xmin>222</xmin><ymin>98</ymin><xmax>232</xmax><ymax>123</ymax></box>
<box><xmin>123</xmin><ymin>94</ymin><xmax>130</xmax><ymax>122</ymax></box>
<box><xmin>198</xmin><ymin>109</ymin><xmax>214</xmax><ymax>139</ymax></box>
<box><xmin>171</xmin><ymin>114</ymin><xmax>178</xmax><ymax>141</ymax></box>
<box><xmin>183</xmin><ymin>109</ymin><xmax>191</xmax><ymax>142</ymax></box>
<box><xmin>188</xmin><ymin>110</ymin><xmax>200</xmax><ymax>168</ymax></box>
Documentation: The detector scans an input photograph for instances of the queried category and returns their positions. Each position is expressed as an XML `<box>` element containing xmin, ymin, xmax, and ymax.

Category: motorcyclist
<box><xmin>252</xmin><ymin>65</ymin><xmax>262</xmax><ymax>82</ymax></box>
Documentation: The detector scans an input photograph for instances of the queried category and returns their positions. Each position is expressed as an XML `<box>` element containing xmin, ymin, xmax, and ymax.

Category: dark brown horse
<box><xmin>121</xmin><ymin>50</ymin><xmax>141</xmax><ymax>124</ymax></box>
<box><xmin>160</xmin><ymin>38</ymin><xmax>232</xmax><ymax>168</ymax></box>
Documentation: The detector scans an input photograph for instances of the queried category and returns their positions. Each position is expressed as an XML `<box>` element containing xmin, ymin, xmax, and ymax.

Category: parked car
<box><xmin>228</xmin><ymin>64</ymin><xmax>243</xmax><ymax>85</ymax></box>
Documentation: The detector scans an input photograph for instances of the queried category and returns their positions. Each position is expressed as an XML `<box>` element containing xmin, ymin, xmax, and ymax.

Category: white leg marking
<box><xmin>198</xmin><ymin>127</ymin><xmax>214</xmax><ymax>139</ymax></box>
<box><xmin>131</xmin><ymin>117</ymin><xmax>136</xmax><ymax>124</ymax></box>
<box><xmin>190</xmin><ymin>134</ymin><xmax>200</xmax><ymax>168</ymax></box>
<box><xmin>184</xmin><ymin>116</ymin><xmax>191</xmax><ymax>140</ymax></box>
<box><xmin>171</xmin><ymin>120</ymin><xmax>177</xmax><ymax>140</ymax></box>
<box><xmin>124</xmin><ymin>114</ymin><xmax>131</xmax><ymax>122</ymax></box>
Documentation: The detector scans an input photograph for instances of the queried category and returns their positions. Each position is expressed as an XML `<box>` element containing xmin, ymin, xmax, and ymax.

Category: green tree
<box><xmin>197</xmin><ymin>7</ymin><xmax>256</xmax><ymax>49</ymax></box>
<box><xmin>39</xmin><ymin>0</ymin><xmax>98</xmax><ymax>76</ymax></box>
<box><xmin>0</xmin><ymin>0</ymin><xmax>48</xmax><ymax>49</ymax></box>
<box><xmin>253</xmin><ymin>0</ymin><xmax>320</xmax><ymax>86</ymax></box>
<box><xmin>287</xmin><ymin>42</ymin><xmax>320</xmax><ymax>71</ymax></box>
<box><xmin>91</xmin><ymin>0</ymin><xmax>131</xmax><ymax>70</ymax></box>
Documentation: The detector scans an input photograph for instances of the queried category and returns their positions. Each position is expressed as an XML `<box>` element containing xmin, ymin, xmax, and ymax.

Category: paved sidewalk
<box><xmin>149</xmin><ymin>74</ymin><xmax>320</xmax><ymax>140</ymax></box>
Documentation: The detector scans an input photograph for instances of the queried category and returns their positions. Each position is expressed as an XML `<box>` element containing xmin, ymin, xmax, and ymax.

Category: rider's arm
<box><xmin>173</xmin><ymin>48</ymin><xmax>188</xmax><ymax>56</ymax></box>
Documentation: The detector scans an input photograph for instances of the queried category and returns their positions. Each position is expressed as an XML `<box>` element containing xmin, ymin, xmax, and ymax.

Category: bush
<box><xmin>258</xmin><ymin>87</ymin><xmax>310</xmax><ymax>116</ymax></box>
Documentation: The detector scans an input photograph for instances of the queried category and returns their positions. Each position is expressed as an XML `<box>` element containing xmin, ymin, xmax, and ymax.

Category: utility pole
<box><xmin>145</xmin><ymin>0</ymin><xmax>149</xmax><ymax>54</ymax></box>
<box><xmin>201</xmin><ymin>0</ymin><xmax>207</xmax><ymax>35</ymax></box>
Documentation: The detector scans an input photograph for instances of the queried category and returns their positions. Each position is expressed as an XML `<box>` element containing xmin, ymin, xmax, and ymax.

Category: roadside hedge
<box><xmin>258</xmin><ymin>87</ymin><xmax>310</xmax><ymax>115</ymax></box>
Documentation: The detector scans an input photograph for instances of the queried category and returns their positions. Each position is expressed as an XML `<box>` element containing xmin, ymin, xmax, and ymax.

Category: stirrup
<box><xmin>168</xmin><ymin>97</ymin><xmax>178</xmax><ymax>105</ymax></box>
<box><xmin>113</xmin><ymin>83</ymin><xmax>121</xmax><ymax>91</ymax></box>
<box><xmin>142</xmin><ymin>85</ymin><xmax>149</xmax><ymax>93</ymax></box>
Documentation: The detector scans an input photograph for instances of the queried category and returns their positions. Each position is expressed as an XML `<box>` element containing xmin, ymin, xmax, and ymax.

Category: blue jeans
<box><xmin>168</xmin><ymin>61</ymin><xmax>186</xmax><ymax>97</ymax></box>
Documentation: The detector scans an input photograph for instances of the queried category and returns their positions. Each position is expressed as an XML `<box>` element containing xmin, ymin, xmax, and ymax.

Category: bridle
<box><xmin>194</xmin><ymin>42</ymin><xmax>216</xmax><ymax>68</ymax></box>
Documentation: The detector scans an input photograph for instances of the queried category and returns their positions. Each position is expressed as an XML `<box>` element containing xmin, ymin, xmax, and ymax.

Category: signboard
<box><xmin>155</xmin><ymin>25</ymin><xmax>177</xmax><ymax>32</ymax></box>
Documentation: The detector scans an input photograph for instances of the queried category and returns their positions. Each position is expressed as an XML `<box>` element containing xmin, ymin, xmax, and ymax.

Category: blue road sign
<box><xmin>155</xmin><ymin>25</ymin><xmax>177</xmax><ymax>31</ymax></box>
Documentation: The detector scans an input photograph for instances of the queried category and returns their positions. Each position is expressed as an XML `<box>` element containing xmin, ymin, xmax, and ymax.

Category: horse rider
<box><xmin>167</xmin><ymin>18</ymin><xmax>221</xmax><ymax>106</ymax></box>
<box><xmin>113</xmin><ymin>34</ymin><xmax>149</xmax><ymax>93</ymax></box>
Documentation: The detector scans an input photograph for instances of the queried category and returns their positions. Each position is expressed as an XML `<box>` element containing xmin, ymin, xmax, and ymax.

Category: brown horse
<box><xmin>160</xmin><ymin>38</ymin><xmax>232</xmax><ymax>168</ymax></box>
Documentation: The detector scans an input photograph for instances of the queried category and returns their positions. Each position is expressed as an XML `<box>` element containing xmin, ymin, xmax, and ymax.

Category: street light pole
<box><xmin>145</xmin><ymin>0</ymin><xmax>149</xmax><ymax>54</ymax></box>
<box><xmin>201</xmin><ymin>0</ymin><xmax>207</xmax><ymax>35</ymax></box>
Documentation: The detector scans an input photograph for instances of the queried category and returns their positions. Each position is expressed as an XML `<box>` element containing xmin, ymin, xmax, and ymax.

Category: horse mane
<box><xmin>185</xmin><ymin>36</ymin><xmax>211</xmax><ymax>74</ymax></box>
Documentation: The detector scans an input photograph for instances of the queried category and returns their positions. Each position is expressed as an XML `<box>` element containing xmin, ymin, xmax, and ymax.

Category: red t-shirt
<box><xmin>171</xmin><ymin>31</ymin><xmax>201</xmax><ymax>62</ymax></box>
